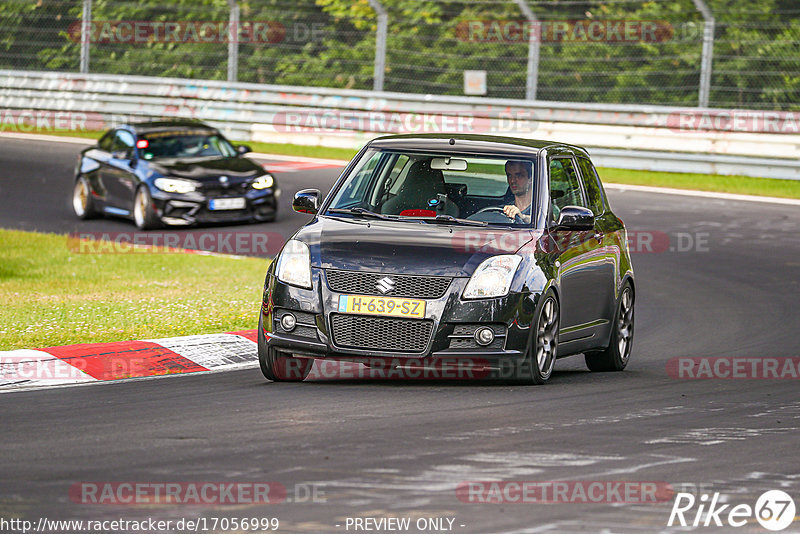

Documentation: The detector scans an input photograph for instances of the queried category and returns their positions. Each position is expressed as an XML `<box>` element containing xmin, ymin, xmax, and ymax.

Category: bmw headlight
<box><xmin>154</xmin><ymin>178</ymin><xmax>196</xmax><ymax>193</ymax></box>
<box><xmin>463</xmin><ymin>255</ymin><xmax>523</xmax><ymax>299</ymax></box>
<box><xmin>276</xmin><ymin>239</ymin><xmax>312</xmax><ymax>289</ymax></box>
<box><xmin>251</xmin><ymin>173</ymin><xmax>275</xmax><ymax>190</ymax></box>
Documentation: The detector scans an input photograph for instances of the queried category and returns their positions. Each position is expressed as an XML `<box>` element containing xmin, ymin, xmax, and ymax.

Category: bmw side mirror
<box><xmin>293</xmin><ymin>189</ymin><xmax>320</xmax><ymax>215</ymax></box>
<box><xmin>556</xmin><ymin>206</ymin><xmax>595</xmax><ymax>230</ymax></box>
<box><xmin>237</xmin><ymin>145</ymin><xmax>252</xmax><ymax>156</ymax></box>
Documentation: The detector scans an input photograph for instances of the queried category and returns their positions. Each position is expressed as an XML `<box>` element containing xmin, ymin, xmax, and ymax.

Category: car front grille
<box><xmin>326</xmin><ymin>270</ymin><xmax>451</xmax><ymax>299</ymax></box>
<box><xmin>331</xmin><ymin>314</ymin><xmax>433</xmax><ymax>353</ymax></box>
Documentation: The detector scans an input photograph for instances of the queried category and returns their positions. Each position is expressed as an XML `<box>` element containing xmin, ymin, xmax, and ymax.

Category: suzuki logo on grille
<box><xmin>375</xmin><ymin>276</ymin><xmax>395</xmax><ymax>294</ymax></box>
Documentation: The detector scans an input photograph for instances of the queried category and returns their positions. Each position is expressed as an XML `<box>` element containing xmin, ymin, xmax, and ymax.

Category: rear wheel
<box><xmin>133</xmin><ymin>186</ymin><xmax>160</xmax><ymax>230</ymax></box>
<box><xmin>257</xmin><ymin>315</ymin><xmax>313</xmax><ymax>382</ymax></box>
<box><xmin>72</xmin><ymin>176</ymin><xmax>97</xmax><ymax>219</ymax></box>
<box><xmin>517</xmin><ymin>290</ymin><xmax>559</xmax><ymax>385</ymax></box>
<box><xmin>585</xmin><ymin>283</ymin><xmax>634</xmax><ymax>372</ymax></box>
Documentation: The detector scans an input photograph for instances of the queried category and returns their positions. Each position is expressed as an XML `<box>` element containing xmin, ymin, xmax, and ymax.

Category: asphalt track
<box><xmin>1</xmin><ymin>137</ymin><xmax>800</xmax><ymax>533</ymax></box>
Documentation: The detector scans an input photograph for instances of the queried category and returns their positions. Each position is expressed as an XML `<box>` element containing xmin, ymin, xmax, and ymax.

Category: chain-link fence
<box><xmin>1</xmin><ymin>0</ymin><xmax>799</xmax><ymax>110</ymax></box>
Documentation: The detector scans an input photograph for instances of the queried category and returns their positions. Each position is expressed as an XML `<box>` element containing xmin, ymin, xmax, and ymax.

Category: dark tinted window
<box><xmin>578</xmin><ymin>157</ymin><xmax>607</xmax><ymax>215</ymax></box>
<box><xmin>549</xmin><ymin>157</ymin><xmax>585</xmax><ymax>221</ymax></box>
<box><xmin>97</xmin><ymin>131</ymin><xmax>114</xmax><ymax>151</ymax></box>
<box><xmin>111</xmin><ymin>130</ymin><xmax>135</xmax><ymax>157</ymax></box>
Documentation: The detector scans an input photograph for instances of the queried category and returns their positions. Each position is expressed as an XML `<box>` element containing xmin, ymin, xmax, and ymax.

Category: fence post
<box><xmin>692</xmin><ymin>0</ymin><xmax>714</xmax><ymax>108</ymax></box>
<box><xmin>367</xmin><ymin>0</ymin><xmax>387</xmax><ymax>92</ymax></box>
<box><xmin>79</xmin><ymin>0</ymin><xmax>91</xmax><ymax>73</ymax></box>
<box><xmin>514</xmin><ymin>0</ymin><xmax>539</xmax><ymax>101</ymax></box>
<box><xmin>227</xmin><ymin>0</ymin><xmax>240</xmax><ymax>82</ymax></box>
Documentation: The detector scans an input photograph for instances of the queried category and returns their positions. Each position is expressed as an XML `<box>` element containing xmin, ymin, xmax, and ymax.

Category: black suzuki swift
<box><xmin>259</xmin><ymin>134</ymin><xmax>634</xmax><ymax>384</ymax></box>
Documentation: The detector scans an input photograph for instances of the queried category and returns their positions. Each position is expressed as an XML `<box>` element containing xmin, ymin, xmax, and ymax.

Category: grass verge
<box><xmin>10</xmin><ymin>129</ymin><xmax>800</xmax><ymax>199</ymax></box>
<box><xmin>0</xmin><ymin>229</ymin><xmax>268</xmax><ymax>350</ymax></box>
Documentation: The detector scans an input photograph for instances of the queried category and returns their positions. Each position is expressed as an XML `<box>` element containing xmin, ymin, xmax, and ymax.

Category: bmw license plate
<box><xmin>209</xmin><ymin>197</ymin><xmax>246</xmax><ymax>210</ymax></box>
<box><xmin>338</xmin><ymin>295</ymin><xmax>425</xmax><ymax>318</ymax></box>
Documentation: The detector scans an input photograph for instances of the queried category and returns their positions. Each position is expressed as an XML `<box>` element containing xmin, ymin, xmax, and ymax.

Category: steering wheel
<box><xmin>469</xmin><ymin>206</ymin><xmax>524</xmax><ymax>224</ymax></box>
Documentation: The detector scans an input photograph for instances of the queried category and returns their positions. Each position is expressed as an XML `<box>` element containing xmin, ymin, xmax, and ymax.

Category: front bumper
<box><xmin>151</xmin><ymin>187</ymin><xmax>278</xmax><ymax>225</ymax></box>
<box><xmin>262</xmin><ymin>267</ymin><xmax>540</xmax><ymax>366</ymax></box>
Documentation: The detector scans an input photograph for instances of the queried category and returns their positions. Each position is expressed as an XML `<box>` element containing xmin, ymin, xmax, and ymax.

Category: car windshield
<box><xmin>326</xmin><ymin>149</ymin><xmax>536</xmax><ymax>226</ymax></box>
<box><xmin>138</xmin><ymin>131</ymin><xmax>237</xmax><ymax>160</ymax></box>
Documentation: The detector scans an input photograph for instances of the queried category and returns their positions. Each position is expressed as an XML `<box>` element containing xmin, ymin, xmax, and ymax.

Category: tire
<box><xmin>517</xmin><ymin>290</ymin><xmax>559</xmax><ymax>385</ymax></box>
<box><xmin>72</xmin><ymin>176</ymin><xmax>98</xmax><ymax>219</ymax></box>
<box><xmin>133</xmin><ymin>186</ymin><xmax>160</xmax><ymax>230</ymax></box>
<box><xmin>585</xmin><ymin>283</ymin><xmax>634</xmax><ymax>372</ymax></box>
<box><xmin>257</xmin><ymin>314</ymin><xmax>313</xmax><ymax>382</ymax></box>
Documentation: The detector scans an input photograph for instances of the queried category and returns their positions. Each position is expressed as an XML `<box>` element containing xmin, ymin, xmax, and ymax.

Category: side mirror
<box><xmin>293</xmin><ymin>189</ymin><xmax>320</xmax><ymax>215</ymax></box>
<box><xmin>556</xmin><ymin>206</ymin><xmax>595</xmax><ymax>230</ymax></box>
<box><xmin>237</xmin><ymin>145</ymin><xmax>252</xmax><ymax>156</ymax></box>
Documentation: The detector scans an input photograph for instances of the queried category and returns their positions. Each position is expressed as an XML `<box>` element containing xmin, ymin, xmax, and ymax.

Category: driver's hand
<box><xmin>503</xmin><ymin>205</ymin><xmax>521</xmax><ymax>219</ymax></box>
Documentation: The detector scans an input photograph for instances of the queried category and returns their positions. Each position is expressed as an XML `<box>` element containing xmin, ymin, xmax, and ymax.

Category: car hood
<box><xmin>295</xmin><ymin>215</ymin><xmax>536</xmax><ymax>277</ymax></box>
<box><xmin>148</xmin><ymin>156</ymin><xmax>266</xmax><ymax>182</ymax></box>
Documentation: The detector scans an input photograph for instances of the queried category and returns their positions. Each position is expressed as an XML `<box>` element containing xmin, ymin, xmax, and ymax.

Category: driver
<box><xmin>502</xmin><ymin>160</ymin><xmax>533</xmax><ymax>223</ymax></box>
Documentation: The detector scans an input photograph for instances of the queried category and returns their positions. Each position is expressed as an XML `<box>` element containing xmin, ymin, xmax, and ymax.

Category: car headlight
<box><xmin>463</xmin><ymin>255</ymin><xmax>523</xmax><ymax>299</ymax></box>
<box><xmin>251</xmin><ymin>174</ymin><xmax>274</xmax><ymax>190</ymax></box>
<box><xmin>275</xmin><ymin>239</ymin><xmax>312</xmax><ymax>289</ymax></box>
<box><xmin>154</xmin><ymin>178</ymin><xmax>196</xmax><ymax>193</ymax></box>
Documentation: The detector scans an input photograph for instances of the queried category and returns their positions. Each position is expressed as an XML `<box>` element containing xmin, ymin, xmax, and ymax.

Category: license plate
<box><xmin>338</xmin><ymin>295</ymin><xmax>426</xmax><ymax>318</ymax></box>
<box><xmin>209</xmin><ymin>197</ymin><xmax>246</xmax><ymax>210</ymax></box>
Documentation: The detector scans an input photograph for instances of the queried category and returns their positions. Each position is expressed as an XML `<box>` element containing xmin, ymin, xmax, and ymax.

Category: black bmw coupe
<box><xmin>259</xmin><ymin>134</ymin><xmax>634</xmax><ymax>384</ymax></box>
<box><xmin>72</xmin><ymin>120</ymin><xmax>279</xmax><ymax>228</ymax></box>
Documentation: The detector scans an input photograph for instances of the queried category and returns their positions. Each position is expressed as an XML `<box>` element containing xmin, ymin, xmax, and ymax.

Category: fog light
<box><xmin>280</xmin><ymin>313</ymin><xmax>297</xmax><ymax>332</ymax></box>
<box><xmin>474</xmin><ymin>327</ymin><xmax>495</xmax><ymax>346</ymax></box>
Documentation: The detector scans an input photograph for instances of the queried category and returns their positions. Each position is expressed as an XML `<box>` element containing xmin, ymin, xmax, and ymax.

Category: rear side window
<box><xmin>97</xmin><ymin>131</ymin><xmax>114</xmax><ymax>152</ymax></box>
<box><xmin>578</xmin><ymin>157</ymin><xmax>608</xmax><ymax>215</ymax></box>
<box><xmin>549</xmin><ymin>157</ymin><xmax>585</xmax><ymax>221</ymax></box>
<box><xmin>111</xmin><ymin>130</ymin><xmax>135</xmax><ymax>158</ymax></box>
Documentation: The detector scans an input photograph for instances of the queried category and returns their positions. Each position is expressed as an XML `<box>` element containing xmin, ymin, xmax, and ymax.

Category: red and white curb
<box><xmin>0</xmin><ymin>330</ymin><xmax>258</xmax><ymax>392</ymax></box>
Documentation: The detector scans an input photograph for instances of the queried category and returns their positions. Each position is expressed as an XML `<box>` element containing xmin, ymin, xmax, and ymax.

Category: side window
<box><xmin>97</xmin><ymin>131</ymin><xmax>114</xmax><ymax>152</ymax></box>
<box><xmin>549</xmin><ymin>157</ymin><xmax>585</xmax><ymax>221</ymax></box>
<box><xmin>578</xmin><ymin>157</ymin><xmax>607</xmax><ymax>215</ymax></box>
<box><xmin>111</xmin><ymin>130</ymin><xmax>135</xmax><ymax>158</ymax></box>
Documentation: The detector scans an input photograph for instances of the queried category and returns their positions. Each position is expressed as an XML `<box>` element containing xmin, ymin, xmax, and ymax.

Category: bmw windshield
<box><xmin>326</xmin><ymin>150</ymin><xmax>536</xmax><ymax>226</ymax></box>
<box><xmin>138</xmin><ymin>130</ymin><xmax>237</xmax><ymax>160</ymax></box>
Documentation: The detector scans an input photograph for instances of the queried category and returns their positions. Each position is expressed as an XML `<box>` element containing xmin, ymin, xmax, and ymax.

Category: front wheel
<box><xmin>517</xmin><ymin>290</ymin><xmax>559</xmax><ymax>385</ymax></box>
<box><xmin>133</xmin><ymin>186</ymin><xmax>160</xmax><ymax>230</ymax></box>
<box><xmin>585</xmin><ymin>283</ymin><xmax>634</xmax><ymax>372</ymax></box>
<box><xmin>257</xmin><ymin>315</ymin><xmax>313</xmax><ymax>382</ymax></box>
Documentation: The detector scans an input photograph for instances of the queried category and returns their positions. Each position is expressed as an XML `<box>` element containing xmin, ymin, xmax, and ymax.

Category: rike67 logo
<box><xmin>668</xmin><ymin>490</ymin><xmax>796</xmax><ymax>531</ymax></box>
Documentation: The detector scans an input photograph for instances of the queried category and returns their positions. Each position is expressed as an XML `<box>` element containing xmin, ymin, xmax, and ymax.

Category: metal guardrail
<box><xmin>1</xmin><ymin>70</ymin><xmax>799</xmax><ymax>180</ymax></box>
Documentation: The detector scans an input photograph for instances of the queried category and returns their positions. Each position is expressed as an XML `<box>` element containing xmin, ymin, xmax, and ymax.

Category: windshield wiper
<box><xmin>327</xmin><ymin>207</ymin><xmax>396</xmax><ymax>221</ymax></box>
<box><xmin>403</xmin><ymin>214</ymin><xmax>488</xmax><ymax>227</ymax></box>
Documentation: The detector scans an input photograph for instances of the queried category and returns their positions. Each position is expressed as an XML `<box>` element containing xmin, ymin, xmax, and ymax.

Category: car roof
<box><xmin>369</xmin><ymin>133</ymin><xmax>589</xmax><ymax>158</ymax></box>
<box><xmin>123</xmin><ymin>120</ymin><xmax>218</xmax><ymax>135</ymax></box>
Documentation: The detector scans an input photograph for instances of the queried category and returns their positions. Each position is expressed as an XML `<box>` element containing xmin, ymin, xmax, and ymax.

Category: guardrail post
<box><xmin>692</xmin><ymin>0</ymin><xmax>714</xmax><ymax>108</ymax></box>
<box><xmin>79</xmin><ymin>0</ymin><xmax>91</xmax><ymax>73</ymax></box>
<box><xmin>367</xmin><ymin>0</ymin><xmax>387</xmax><ymax>92</ymax></box>
<box><xmin>227</xmin><ymin>0</ymin><xmax>240</xmax><ymax>82</ymax></box>
<box><xmin>514</xmin><ymin>0</ymin><xmax>539</xmax><ymax>101</ymax></box>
